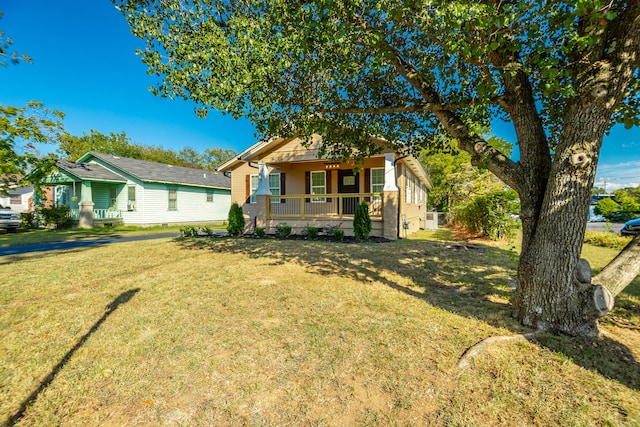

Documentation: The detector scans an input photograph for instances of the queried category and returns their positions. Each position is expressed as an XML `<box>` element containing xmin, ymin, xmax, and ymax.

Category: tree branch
<box><xmin>348</xmin><ymin>18</ymin><xmax>521</xmax><ymax>189</ymax></box>
<box><xmin>593</xmin><ymin>235</ymin><xmax>640</xmax><ymax>297</ymax></box>
<box><xmin>321</xmin><ymin>97</ymin><xmax>503</xmax><ymax>115</ymax></box>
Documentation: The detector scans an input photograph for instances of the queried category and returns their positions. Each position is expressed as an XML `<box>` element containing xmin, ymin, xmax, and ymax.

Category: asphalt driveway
<box><xmin>0</xmin><ymin>233</ymin><xmax>180</xmax><ymax>256</ymax></box>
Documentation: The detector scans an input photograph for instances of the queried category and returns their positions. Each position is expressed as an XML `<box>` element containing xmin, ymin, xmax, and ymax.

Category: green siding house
<box><xmin>41</xmin><ymin>152</ymin><xmax>231</xmax><ymax>228</ymax></box>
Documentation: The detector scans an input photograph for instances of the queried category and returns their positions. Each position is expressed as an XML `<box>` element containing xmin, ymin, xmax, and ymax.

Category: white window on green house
<box><xmin>128</xmin><ymin>186</ymin><xmax>136</xmax><ymax>211</ymax></box>
<box><xmin>168</xmin><ymin>188</ymin><xmax>177</xmax><ymax>210</ymax></box>
<box><xmin>110</xmin><ymin>187</ymin><xmax>117</xmax><ymax>209</ymax></box>
<box><xmin>311</xmin><ymin>171</ymin><xmax>326</xmax><ymax>202</ymax></box>
<box><xmin>370</xmin><ymin>168</ymin><xmax>384</xmax><ymax>201</ymax></box>
<box><xmin>269</xmin><ymin>173</ymin><xmax>281</xmax><ymax>203</ymax></box>
<box><xmin>206</xmin><ymin>191</ymin><xmax>214</xmax><ymax>202</ymax></box>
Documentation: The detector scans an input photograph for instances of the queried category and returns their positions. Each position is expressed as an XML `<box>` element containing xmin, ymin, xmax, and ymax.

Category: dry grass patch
<box><xmin>1</xmin><ymin>231</ymin><xmax>639</xmax><ymax>426</ymax></box>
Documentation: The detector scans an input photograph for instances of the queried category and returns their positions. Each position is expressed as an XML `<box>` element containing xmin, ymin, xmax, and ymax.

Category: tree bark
<box><xmin>513</xmin><ymin>87</ymin><xmax>610</xmax><ymax>336</ymax></box>
<box><xmin>594</xmin><ymin>235</ymin><xmax>640</xmax><ymax>297</ymax></box>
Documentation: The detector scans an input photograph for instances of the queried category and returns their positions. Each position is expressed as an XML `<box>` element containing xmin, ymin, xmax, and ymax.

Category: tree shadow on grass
<box><xmin>175</xmin><ymin>236</ymin><xmax>640</xmax><ymax>391</ymax></box>
<box><xmin>3</xmin><ymin>288</ymin><xmax>141</xmax><ymax>427</ymax></box>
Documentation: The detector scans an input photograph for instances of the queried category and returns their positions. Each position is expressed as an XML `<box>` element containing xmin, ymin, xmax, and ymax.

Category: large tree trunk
<box><xmin>513</xmin><ymin>98</ymin><xmax>609</xmax><ymax>337</ymax></box>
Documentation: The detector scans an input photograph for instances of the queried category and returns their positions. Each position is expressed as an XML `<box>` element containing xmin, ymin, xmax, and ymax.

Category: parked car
<box><xmin>0</xmin><ymin>205</ymin><xmax>21</xmax><ymax>233</ymax></box>
<box><xmin>620</xmin><ymin>217</ymin><xmax>640</xmax><ymax>236</ymax></box>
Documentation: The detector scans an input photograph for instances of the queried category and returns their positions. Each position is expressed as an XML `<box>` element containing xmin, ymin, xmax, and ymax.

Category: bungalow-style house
<box><xmin>39</xmin><ymin>152</ymin><xmax>231</xmax><ymax>228</ymax></box>
<box><xmin>217</xmin><ymin>135</ymin><xmax>434</xmax><ymax>240</ymax></box>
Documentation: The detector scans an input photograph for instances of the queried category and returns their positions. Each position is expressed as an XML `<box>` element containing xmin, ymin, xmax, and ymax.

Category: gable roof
<box><xmin>77</xmin><ymin>152</ymin><xmax>230</xmax><ymax>189</ymax></box>
<box><xmin>218</xmin><ymin>135</ymin><xmax>432</xmax><ymax>189</ymax></box>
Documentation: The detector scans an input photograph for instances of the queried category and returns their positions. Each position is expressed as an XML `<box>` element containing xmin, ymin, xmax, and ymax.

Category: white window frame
<box><xmin>269</xmin><ymin>173</ymin><xmax>281</xmax><ymax>203</ymax></box>
<box><xmin>168</xmin><ymin>188</ymin><xmax>178</xmax><ymax>211</ymax></box>
<box><xmin>250</xmin><ymin>174</ymin><xmax>258</xmax><ymax>204</ymax></box>
<box><xmin>250</xmin><ymin>173</ymin><xmax>281</xmax><ymax>204</ymax></box>
<box><xmin>110</xmin><ymin>187</ymin><xmax>118</xmax><ymax>209</ymax></box>
<box><xmin>405</xmin><ymin>169</ymin><xmax>412</xmax><ymax>203</ymax></box>
<box><xmin>206</xmin><ymin>191</ymin><xmax>214</xmax><ymax>203</ymax></box>
<box><xmin>370</xmin><ymin>168</ymin><xmax>384</xmax><ymax>201</ymax></box>
<box><xmin>310</xmin><ymin>170</ymin><xmax>326</xmax><ymax>203</ymax></box>
<box><xmin>127</xmin><ymin>185</ymin><xmax>137</xmax><ymax>211</ymax></box>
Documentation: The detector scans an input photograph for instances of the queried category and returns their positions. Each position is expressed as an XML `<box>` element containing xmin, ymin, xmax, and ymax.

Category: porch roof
<box><xmin>53</xmin><ymin>160</ymin><xmax>127</xmax><ymax>183</ymax></box>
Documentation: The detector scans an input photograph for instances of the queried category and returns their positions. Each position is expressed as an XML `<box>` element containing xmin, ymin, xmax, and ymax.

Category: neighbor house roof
<box><xmin>56</xmin><ymin>160</ymin><xmax>128</xmax><ymax>183</ymax></box>
<box><xmin>76</xmin><ymin>152</ymin><xmax>230</xmax><ymax>189</ymax></box>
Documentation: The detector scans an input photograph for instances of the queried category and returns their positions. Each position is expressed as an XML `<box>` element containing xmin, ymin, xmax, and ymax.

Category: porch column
<box><xmin>383</xmin><ymin>153</ymin><xmax>399</xmax><ymax>240</ymax></box>
<box><xmin>255</xmin><ymin>162</ymin><xmax>271</xmax><ymax>230</ymax></box>
<box><xmin>81</xmin><ymin>180</ymin><xmax>93</xmax><ymax>202</ymax></box>
<box><xmin>79</xmin><ymin>200</ymin><xmax>95</xmax><ymax>229</ymax></box>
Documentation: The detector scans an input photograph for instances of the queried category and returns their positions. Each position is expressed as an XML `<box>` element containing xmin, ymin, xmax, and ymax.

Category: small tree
<box><xmin>353</xmin><ymin>201</ymin><xmax>372</xmax><ymax>240</ymax></box>
<box><xmin>226</xmin><ymin>203</ymin><xmax>245</xmax><ymax>236</ymax></box>
<box><xmin>594</xmin><ymin>198</ymin><xmax>620</xmax><ymax>220</ymax></box>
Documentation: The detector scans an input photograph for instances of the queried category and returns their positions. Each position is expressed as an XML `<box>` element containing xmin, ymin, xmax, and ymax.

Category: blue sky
<box><xmin>1</xmin><ymin>1</ymin><xmax>638</xmax><ymax>191</ymax></box>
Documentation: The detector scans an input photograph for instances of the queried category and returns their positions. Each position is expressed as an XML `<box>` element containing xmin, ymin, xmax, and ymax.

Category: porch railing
<box><xmin>267</xmin><ymin>193</ymin><xmax>383</xmax><ymax>219</ymax></box>
<box><xmin>68</xmin><ymin>209</ymin><xmax>123</xmax><ymax>220</ymax></box>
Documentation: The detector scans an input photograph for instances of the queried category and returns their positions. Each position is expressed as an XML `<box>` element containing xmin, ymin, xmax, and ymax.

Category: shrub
<box><xmin>306</xmin><ymin>226</ymin><xmax>319</xmax><ymax>239</ymax></box>
<box><xmin>20</xmin><ymin>211</ymin><xmax>37</xmax><ymax>228</ymax></box>
<box><xmin>39</xmin><ymin>205</ymin><xmax>71</xmax><ymax>229</ymax></box>
<box><xmin>200</xmin><ymin>226</ymin><xmax>214</xmax><ymax>236</ymax></box>
<box><xmin>275</xmin><ymin>223</ymin><xmax>292</xmax><ymax>238</ymax></box>
<box><xmin>227</xmin><ymin>203</ymin><xmax>245</xmax><ymax>236</ymax></box>
<box><xmin>454</xmin><ymin>190</ymin><xmax>520</xmax><ymax>240</ymax></box>
<box><xmin>333</xmin><ymin>228</ymin><xmax>345</xmax><ymax>241</ymax></box>
<box><xmin>353</xmin><ymin>201</ymin><xmax>372</xmax><ymax>240</ymax></box>
<box><xmin>254</xmin><ymin>227</ymin><xmax>266</xmax><ymax>238</ymax></box>
<box><xmin>180</xmin><ymin>225</ymin><xmax>198</xmax><ymax>237</ymax></box>
<box><xmin>584</xmin><ymin>230</ymin><xmax>632</xmax><ymax>250</ymax></box>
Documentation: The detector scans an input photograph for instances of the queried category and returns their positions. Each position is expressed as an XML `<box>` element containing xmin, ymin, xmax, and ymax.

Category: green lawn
<box><xmin>1</xmin><ymin>230</ymin><xmax>638</xmax><ymax>425</ymax></box>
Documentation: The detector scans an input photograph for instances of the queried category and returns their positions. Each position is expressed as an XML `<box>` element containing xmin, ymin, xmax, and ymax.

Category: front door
<box><xmin>338</xmin><ymin>170</ymin><xmax>359</xmax><ymax>215</ymax></box>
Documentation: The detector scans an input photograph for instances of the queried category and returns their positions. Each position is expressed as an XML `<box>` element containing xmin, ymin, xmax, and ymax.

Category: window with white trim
<box><xmin>405</xmin><ymin>169</ymin><xmax>412</xmax><ymax>203</ymax></box>
<box><xmin>168</xmin><ymin>188</ymin><xmax>177</xmax><ymax>210</ymax></box>
<box><xmin>311</xmin><ymin>171</ymin><xmax>326</xmax><ymax>202</ymax></box>
<box><xmin>269</xmin><ymin>173</ymin><xmax>281</xmax><ymax>203</ymax></box>
<box><xmin>371</xmin><ymin>168</ymin><xmax>384</xmax><ymax>201</ymax></box>
<box><xmin>414</xmin><ymin>179</ymin><xmax>419</xmax><ymax>204</ymax></box>
<box><xmin>110</xmin><ymin>187</ymin><xmax>117</xmax><ymax>209</ymax></box>
<box><xmin>128</xmin><ymin>186</ymin><xmax>137</xmax><ymax>211</ymax></box>
<box><xmin>250</xmin><ymin>174</ymin><xmax>258</xmax><ymax>203</ymax></box>
<box><xmin>10</xmin><ymin>194</ymin><xmax>21</xmax><ymax>205</ymax></box>
<box><xmin>250</xmin><ymin>173</ymin><xmax>281</xmax><ymax>203</ymax></box>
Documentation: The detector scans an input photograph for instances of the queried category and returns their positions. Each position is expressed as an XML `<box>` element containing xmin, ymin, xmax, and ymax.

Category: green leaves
<box><xmin>112</xmin><ymin>0</ymin><xmax>639</xmax><ymax>171</ymax></box>
<box><xmin>0</xmin><ymin>102</ymin><xmax>65</xmax><ymax>194</ymax></box>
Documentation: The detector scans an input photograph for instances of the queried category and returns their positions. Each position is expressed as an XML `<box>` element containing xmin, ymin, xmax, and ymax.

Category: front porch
<box><xmin>266</xmin><ymin>193</ymin><xmax>383</xmax><ymax>219</ymax></box>
<box><xmin>68</xmin><ymin>208</ymin><xmax>124</xmax><ymax>227</ymax></box>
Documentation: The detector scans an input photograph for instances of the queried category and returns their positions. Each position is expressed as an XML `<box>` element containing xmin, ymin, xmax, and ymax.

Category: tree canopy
<box><xmin>115</xmin><ymin>0</ymin><xmax>640</xmax><ymax>336</ymax></box>
<box><xmin>0</xmin><ymin>102</ymin><xmax>65</xmax><ymax>194</ymax></box>
<box><xmin>58</xmin><ymin>129</ymin><xmax>237</xmax><ymax>170</ymax></box>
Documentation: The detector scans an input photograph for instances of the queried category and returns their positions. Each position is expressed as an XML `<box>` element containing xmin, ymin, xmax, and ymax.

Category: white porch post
<box><xmin>383</xmin><ymin>153</ymin><xmax>399</xmax><ymax>240</ymax></box>
<box><xmin>255</xmin><ymin>162</ymin><xmax>271</xmax><ymax>231</ymax></box>
<box><xmin>383</xmin><ymin>153</ymin><xmax>399</xmax><ymax>191</ymax></box>
<box><xmin>256</xmin><ymin>162</ymin><xmax>272</xmax><ymax>196</ymax></box>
